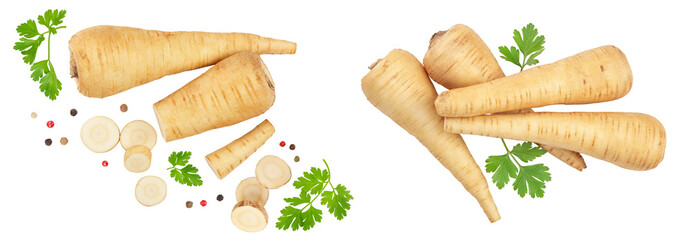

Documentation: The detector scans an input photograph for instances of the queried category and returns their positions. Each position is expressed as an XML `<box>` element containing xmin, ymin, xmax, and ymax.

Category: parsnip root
<box><xmin>236</xmin><ymin>177</ymin><xmax>270</xmax><ymax>206</ymax></box>
<box><xmin>444</xmin><ymin>112</ymin><xmax>666</xmax><ymax>170</ymax></box>
<box><xmin>231</xmin><ymin>200</ymin><xmax>269</xmax><ymax>232</ymax></box>
<box><xmin>154</xmin><ymin>52</ymin><xmax>276</xmax><ymax>142</ymax></box>
<box><xmin>120</xmin><ymin>120</ymin><xmax>157</xmax><ymax>150</ymax></box>
<box><xmin>435</xmin><ymin>45</ymin><xmax>633</xmax><ymax>117</ymax></box>
<box><xmin>205</xmin><ymin>119</ymin><xmax>275</xmax><ymax>179</ymax></box>
<box><xmin>255</xmin><ymin>155</ymin><xmax>291</xmax><ymax>189</ymax></box>
<box><xmin>124</xmin><ymin>145</ymin><xmax>152</xmax><ymax>173</ymax></box>
<box><xmin>81</xmin><ymin>116</ymin><xmax>120</xmax><ymax>153</ymax></box>
<box><xmin>69</xmin><ymin>25</ymin><xmax>296</xmax><ymax>98</ymax></box>
<box><xmin>361</xmin><ymin>49</ymin><xmax>499</xmax><ymax>222</ymax></box>
<box><xmin>424</xmin><ymin>24</ymin><xmax>586</xmax><ymax>170</ymax></box>
<box><xmin>135</xmin><ymin>176</ymin><xmax>167</xmax><ymax>207</ymax></box>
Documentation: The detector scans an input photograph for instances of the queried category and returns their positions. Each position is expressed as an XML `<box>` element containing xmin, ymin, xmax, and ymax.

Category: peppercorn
<box><xmin>186</xmin><ymin>201</ymin><xmax>193</xmax><ymax>208</ymax></box>
<box><xmin>60</xmin><ymin>137</ymin><xmax>68</xmax><ymax>145</ymax></box>
<box><xmin>70</xmin><ymin>109</ymin><xmax>78</xmax><ymax>116</ymax></box>
<box><xmin>217</xmin><ymin>194</ymin><xmax>224</xmax><ymax>202</ymax></box>
<box><xmin>200</xmin><ymin>200</ymin><xmax>207</xmax><ymax>207</ymax></box>
<box><xmin>45</xmin><ymin>138</ymin><xmax>52</xmax><ymax>146</ymax></box>
<box><xmin>294</xmin><ymin>156</ymin><xmax>300</xmax><ymax>162</ymax></box>
<box><xmin>30</xmin><ymin>112</ymin><xmax>37</xmax><ymax>119</ymax></box>
<box><xmin>120</xmin><ymin>104</ymin><xmax>128</xmax><ymax>112</ymax></box>
<box><xmin>289</xmin><ymin>144</ymin><xmax>296</xmax><ymax>150</ymax></box>
<box><xmin>279</xmin><ymin>141</ymin><xmax>286</xmax><ymax>147</ymax></box>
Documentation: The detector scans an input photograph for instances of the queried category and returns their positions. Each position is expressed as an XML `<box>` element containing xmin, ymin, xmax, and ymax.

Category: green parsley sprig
<box><xmin>14</xmin><ymin>9</ymin><xmax>67</xmax><ymax>100</ymax></box>
<box><xmin>167</xmin><ymin>151</ymin><xmax>203</xmax><ymax>187</ymax></box>
<box><xmin>489</xmin><ymin>23</ymin><xmax>551</xmax><ymax>198</ymax></box>
<box><xmin>277</xmin><ymin>159</ymin><xmax>353</xmax><ymax>231</ymax></box>
<box><xmin>498</xmin><ymin>23</ymin><xmax>545</xmax><ymax>71</ymax></box>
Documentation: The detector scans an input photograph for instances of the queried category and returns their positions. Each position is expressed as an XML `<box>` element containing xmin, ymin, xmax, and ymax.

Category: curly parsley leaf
<box><xmin>499</xmin><ymin>23</ymin><xmax>545</xmax><ymax>71</ymax></box>
<box><xmin>514</xmin><ymin>164</ymin><xmax>551</xmax><ymax>198</ymax></box>
<box><xmin>14</xmin><ymin>9</ymin><xmax>66</xmax><ymax>100</ymax></box>
<box><xmin>167</xmin><ymin>151</ymin><xmax>202</xmax><ymax>187</ymax></box>
<box><xmin>277</xmin><ymin>159</ymin><xmax>352</xmax><ymax>231</ymax></box>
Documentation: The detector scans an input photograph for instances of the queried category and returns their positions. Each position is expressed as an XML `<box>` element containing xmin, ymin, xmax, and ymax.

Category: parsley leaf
<box><xmin>14</xmin><ymin>9</ymin><xmax>66</xmax><ymax>100</ymax></box>
<box><xmin>486</xmin><ymin>140</ymin><xmax>551</xmax><ymax>198</ymax></box>
<box><xmin>277</xmin><ymin>159</ymin><xmax>352</xmax><ymax>231</ymax></box>
<box><xmin>166</xmin><ymin>151</ymin><xmax>203</xmax><ymax>187</ymax></box>
<box><xmin>498</xmin><ymin>23</ymin><xmax>545</xmax><ymax>71</ymax></box>
<box><xmin>293</xmin><ymin>167</ymin><xmax>329</xmax><ymax>195</ymax></box>
<box><xmin>485</xmin><ymin>154</ymin><xmax>517</xmax><ymax>189</ymax></box>
<box><xmin>514</xmin><ymin>164</ymin><xmax>551</xmax><ymax>198</ymax></box>
<box><xmin>511</xmin><ymin>142</ymin><xmax>547</xmax><ymax>163</ymax></box>
<box><xmin>320</xmin><ymin>184</ymin><xmax>353</xmax><ymax>220</ymax></box>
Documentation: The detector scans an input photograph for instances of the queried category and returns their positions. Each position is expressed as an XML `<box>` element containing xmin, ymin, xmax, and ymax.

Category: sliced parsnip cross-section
<box><xmin>81</xmin><ymin>116</ymin><xmax>120</xmax><ymax>153</ymax></box>
<box><xmin>135</xmin><ymin>176</ymin><xmax>167</xmax><ymax>207</ymax></box>
<box><xmin>255</xmin><ymin>155</ymin><xmax>291</xmax><ymax>189</ymax></box>
<box><xmin>231</xmin><ymin>200</ymin><xmax>268</xmax><ymax>232</ymax></box>
<box><xmin>236</xmin><ymin>177</ymin><xmax>269</xmax><ymax>206</ymax></box>
<box><xmin>124</xmin><ymin>145</ymin><xmax>152</xmax><ymax>173</ymax></box>
<box><xmin>120</xmin><ymin>120</ymin><xmax>157</xmax><ymax>150</ymax></box>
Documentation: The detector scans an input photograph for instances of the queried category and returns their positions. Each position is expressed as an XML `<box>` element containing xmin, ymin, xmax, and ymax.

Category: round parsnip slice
<box><xmin>120</xmin><ymin>120</ymin><xmax>157</xmax><ymax>150</ymax></box>
<box><xmin>81</xmin><ymin>116</ymin><xmax>120</xmax><ymax>153</ymax></box>
<box><xmin>255</xmin><ymin>155</ymin><xmax>291</xmax><ymax>189</ymax></box>
<box><xmin>236</xmin><ymin>177</ymin><xmax>269</xmax><ymax>206</ymax></box>
<box><xmin>135</xmin><ymin>176</ymin><xmax>167</xmax><ymax>207</ymax></box>
<box><xmin>231</xmin><ymin>200</ymin><xmax>268</xmax><ymax>232</ymax></box>
<box><xmin>124</xmin><ymin>145</ymin><xmax>152</xmax><ymax>173</ymax></box>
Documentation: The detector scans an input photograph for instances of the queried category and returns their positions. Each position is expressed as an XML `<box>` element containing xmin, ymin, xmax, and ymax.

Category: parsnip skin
<box><xmin>445</xmin><ymin>112</ymin><xmax>666</xmax><ymax>170</ymax></box>
<box><xmin>154</xmin><ymin>52</ymin><xmax>275</xmax><ymax>142</ymax></box>
<box><xmin>424</xmin><ymin>24</ymin><xmax>586</xmax><ymax>170</ymax></box>
<box><xmin>424</xmin><ymin>24</ymin><xmax>505</xmax><ymax>89</ymax></box>
<box><xmin>69</xmin><ymin>25</ymin><xmax>296</xmax><ymax>98</ymax></box>
<box><xmin>435</xmin><ymin>45</ymin><xmax>633</xmax><ymax>117</ymax></box>
<box><xmin>205</xmin><ymin>120</ymin><xmax>275</xmax><ymax>179</ymax></box>
<box><xmin>362</xmin><ymin>49</ymin><xmax>499</xmax><ymax>222</ymax></box>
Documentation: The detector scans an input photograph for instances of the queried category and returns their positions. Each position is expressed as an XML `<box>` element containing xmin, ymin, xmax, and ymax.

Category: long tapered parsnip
<box><xmin>424</xmin><ymin>24</ymin><xmax>586</xmax><ymax>171</ymax></box>
<box><xmin>362</xmin><ymin>49</ymin><xmax>499</xmax><ymax>222</ymax></box>
<box><xmin>154</xmin><ymin>52</ymin><xmax>275</xmax><ymax>142</ymax></box>
<box><xmin>205</xmin><ymin>120</ymin><xmax>274</xmax><ymax>179</ymax></box>
<box><xmin>445</xmin><ymin>112</ymin><xmax>666</xmax><ymax>170</ymax></box>
<box><xmin>69</xmin><ymin>25</ymin><xmax>296</xmax><ymax>98</ymax></box>
<box><xmin>435</xmin><ymin>45</ymin><xmax>633</xmax><ymax>117</ymax></box>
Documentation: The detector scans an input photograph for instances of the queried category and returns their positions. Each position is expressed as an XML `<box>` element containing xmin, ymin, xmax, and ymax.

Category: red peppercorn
<box><xmin>280</xmin><ymin>141</ymin><xmax>286</xmax><ymax>147</ymax></box>
<box><xmin>102</xmin><ymin>161</ymin><xmax>109</xmax><ymax>167</ymax></box>
<box><xmin>200</xmin><ymin>200</ymin><xmax>207</xmax><ymax>207</ymax></box>
<box><xmin>46</xmin><ymin>120</ymin><xmax>54</xmax><ymax>128</ymax></box>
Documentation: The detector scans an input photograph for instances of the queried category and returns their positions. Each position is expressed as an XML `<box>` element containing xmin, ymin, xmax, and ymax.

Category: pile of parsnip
<box><xmin>361</xmin><ymin>24</ymin><xmax>666</xmax><ymax>222</ymax></box>
<box><xmin>70</xmin><ymin>26</ymin><xmax>297</xmax><ymax>230</ymax></box>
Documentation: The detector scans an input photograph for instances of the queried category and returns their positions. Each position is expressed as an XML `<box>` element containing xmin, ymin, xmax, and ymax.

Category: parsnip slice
<box><xmin>231</xmin><ymin>200</ymin><xmax>268</xmax><ymax>232</ymax></box>
<box><xmin>81</xmin><ymin>116</ymin><xmax>120</xmax><ymax>153</ymax></box>
<box><xmin>135</xmin><ymin>176</ymin><xmax>166</xmax><ymax>207</ymax></box>
<box><xmin>120</xmin><ymin>120</ymin><xmax>157</xmax><ymax>150</ymax></box>
<box><xmin>255</xmin><ymin>155</ymin><xmax>291</xmax><ymax>189</ymax></box>
<box><xmin>236</xmin><ymin>177</ymin><xmax>269</xmax><ymax>206</ymax></box>
<box><xmin>124</xmin><ymin>145</ymin><xmax>152</xmax><ymax>173</ymax></box>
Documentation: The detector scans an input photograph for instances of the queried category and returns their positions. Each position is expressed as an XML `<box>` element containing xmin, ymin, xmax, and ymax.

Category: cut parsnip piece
<box><xmin>231</xmin><ymin>200</ymin><xmax>268</xmax><ymax>232</ymax></box>
<box><xmin>124</xmin><ymin>145</ymin><xmax>152</xmax><ymax>173</ymax></box>
<box><xmin>206</xmin><ymin>120</ymin><xmax>275</xmax><ymax>179</ymax></box>
<box><xmin>81</xmin><ymin>116</ymin><xmax>120</xmax><ymax>153</ymax></box>
<box><xmin>135</xmin><ymin>176</ymin><xmax>167</xmax><ymax>207</ymax></box>
<box><xmin>120</xmin><ymin>120</ymin><xmax>157</xmax><ymax>150</ymax></box>
<box><xmin>255</xmin><ymin>155</ymin><xmax>291</xmax><ymax>189</ymax></box>
<box><xmin>236</xmin><ymin>177</ymin><xmax>269</xmax><ymax>206</ymax></box>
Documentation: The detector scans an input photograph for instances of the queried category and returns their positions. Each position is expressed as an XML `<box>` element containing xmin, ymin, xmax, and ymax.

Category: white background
<box><xmin>1</xmin><ymin>0</ymin><xmax>688</xmax><ymax>239</ymax></box>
